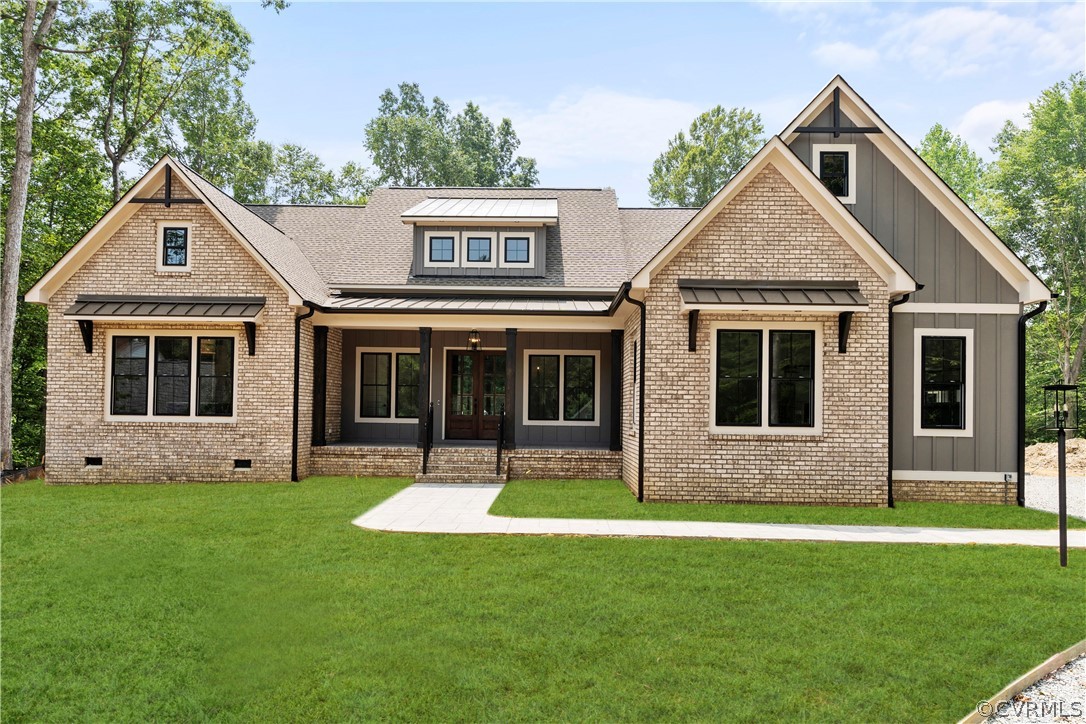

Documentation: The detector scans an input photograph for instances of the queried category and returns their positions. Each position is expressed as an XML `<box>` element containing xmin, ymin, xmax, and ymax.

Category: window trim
<box><xmin>499</xmin><ymin>231</ymin><xmax>535</xmax><ymax>268</ymax></box>
<box><xmin>461</xmin><ymin>232</ymin><xmax>498</xmax><ymax>269</ymax></box>
<box><xmin>354</xmin><ymin>347</ymin><xmax>420</xmax><ymax>423</ymax></box>
<box><xmin>104</xmin><ymin>329</ymin><xmax>239</xmax><ymax>423</ymax></box>
<box><xmin>708</xmin><ymin>320</ymin><xmax>823</xmax><ymax>435</ymax></box>
<box><xmin>522</xmin><ymin>348</ymin><xmax>600</xmax><ymax>427</ymax></box>
<box><xmin>812</xmin><ymin>143</ymin><xmax>857</xmax><ymax>205</ymax></box>
<box><xmin>913</xmin><ymin>328</ymin><xmax>974</xmax><ymax>438</ymax></box>
<box><xmin>423</xmin><ymin>231</ymin><xmax>459</xmax><ymax>268</ymax></box>
<box><xmin>156</xmin><ymin>221</ymin><xmax>192</xmax><ymax>272</ymax></box>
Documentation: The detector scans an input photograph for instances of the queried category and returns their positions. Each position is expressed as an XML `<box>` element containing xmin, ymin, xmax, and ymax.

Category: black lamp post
<box><xmin>1042</xmin><ymin>383</ymin><xmax>1079</xmax><ymax>567</ymax></box>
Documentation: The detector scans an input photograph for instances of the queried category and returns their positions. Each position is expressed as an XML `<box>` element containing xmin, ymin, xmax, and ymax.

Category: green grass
<box><xmin>3</xmin><ymin>477</ymin><xmax>1084</xmax><ymax>722</ymax></box>
<box><xmin>491</xmin><ymin>478</ymin><xmax>1086</xmax><ymax>529</ymax></box>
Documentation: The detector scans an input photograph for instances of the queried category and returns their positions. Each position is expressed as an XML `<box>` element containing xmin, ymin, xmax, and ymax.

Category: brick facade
<box><xmin>894</xmin><ymin>479</ymin><xmax>1016</xmax><ymax>505</ymax></box>
<box><xmin>624</xmin><ymin>165</ymin><xmax>892</xmax><ymax>506</ymax></box>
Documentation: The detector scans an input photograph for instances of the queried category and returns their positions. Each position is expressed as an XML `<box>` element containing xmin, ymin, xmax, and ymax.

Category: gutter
<box><xmin>618</xmin><ymin>284</ymin><xmax>647</xmax><ymax>502</ymax></box>
<box><xmin>1017</xmin><ymin>300</ymin><xmax>1049</xmax><ymax>506</ymax></box>
<box><xmin>888</xmin><ymin>286</ymin><xmax>922</xmax><ymax>508</ymax></box>
<box><xmin>291</xmin><ymin>302</ymin><xmax>317</xmax><ymax>482</ymax></box>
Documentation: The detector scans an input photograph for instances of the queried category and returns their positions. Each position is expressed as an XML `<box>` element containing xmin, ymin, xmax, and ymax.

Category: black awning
<box><xmin>678</xmin><ymin>279</ymin><xmax>867</xmax><ymax>307</ymax></box>
<box><xmin>64</xmin><ymin>295</ymin><xmax>266</xmax><ymax>319</ymax></box>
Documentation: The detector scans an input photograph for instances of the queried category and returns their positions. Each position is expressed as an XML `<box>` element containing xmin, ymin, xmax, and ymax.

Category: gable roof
<box><xmin>630</xmin><ymin>137</ymin><xmax>917</xmax><ymax>296</ymax></box>
<box><xmin>619</xmin><ymin>207</ymin><xmax>699</xmax><ymax>276</ymax></box>
<box><xmin>781</xmin><ymin>75</ymin><xmax>1051</xmax><ymax>304</ymax></box>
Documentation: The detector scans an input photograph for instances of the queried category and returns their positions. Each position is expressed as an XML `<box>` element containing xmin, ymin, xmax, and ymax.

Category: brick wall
<box><xmin>325</xmin><ymin>328</ymin><xmax>343</xmax><ymax>443</ymax></box>
<box><xmin>636</xmin><ymin>165</ymin><xmax>892</xmax><ymax>505</ymax></box>
<box><xmin>620</xmin><ymin>308</ymin><xmax>641</xmax><ymax>495</ymax></box>
<box><xmin>508</xmin><ymin>449</ymin><xmax>621</xmax><ymax>480</ymax></box>
<box><xmin>45</xmin><ymin>181</ymin><xmax>305</xmax><ymax>483</ymax></box>
<box><xmin>895</xmin><ymin>479</ymin><xmax>1016</xmax><ymax>504</ymax></box>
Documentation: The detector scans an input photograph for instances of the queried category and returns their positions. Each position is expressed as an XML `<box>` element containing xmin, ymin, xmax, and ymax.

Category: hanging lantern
<box><xmin>467</xmin><ymin>329</ymin><xmax>481</xmax><ymax>351</ymax></box>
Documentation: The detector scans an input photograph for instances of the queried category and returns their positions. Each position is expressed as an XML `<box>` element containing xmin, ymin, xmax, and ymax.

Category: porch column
<box><xmin>418</xmin><ymin>327</ymin><xmax>431</xmax><ymax>448</ymax></box>
<box><xmin>610</xmin><ymin>329</ymin><xmax>623</xmax><ymax>451</ymax></box>
<box><xmin>311</xmin><ymin>326</ymin><xmax>328</xmax><ymax>446</ymax></box>
<box><xmin>505</xmin><ymin>328</ymin><xmax>517</xmax><ymax>450</ymax></box>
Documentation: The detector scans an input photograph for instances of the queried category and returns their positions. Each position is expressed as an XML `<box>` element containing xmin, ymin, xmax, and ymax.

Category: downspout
<box><xmin>291</xmin><ymin>302</ymin><xmax>317</xmax><ymax>482</ymax></box>
<box><xmin>887</xmin><ymin>286</ymin><xmax>921</xmax><ymax>508</ymax></box>
<box><xmin>618</xmin><ymin>283</ymin><xmax>647</xmax><ymax>502</ymax></box>
<box><xmin>1017</xmin><ymin>300</ymin><xmax>1049</xmax><ymax>506</ymax></box>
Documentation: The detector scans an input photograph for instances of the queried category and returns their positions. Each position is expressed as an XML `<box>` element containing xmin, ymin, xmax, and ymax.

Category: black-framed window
<box><xmin>921</xmin><ymin>336</ymin><xmax>965</xmax><ymax>429</ymax></box>
<box><xmin>162</xmin><ymin>227</ymin><xmax>189</xmax><ymax>267</ymax></box>
<box><xmin>428</xmin><ymin>236</ymin><xmax>455</xmax><ymax>263</ymax></box>
<box><xmin>153</xmin><ymin>337</ymin><xmax>192</xmax><ymax>416</ymax></box>
<box><xmin>359</xmin><ymin>352</ymin><xmax>391</xmax><ymax>418</ymax></box>
<box><xmin>395</xmin><ymin>353</ymin><xmax>420</xmax><ymax>419</ymax></box>
<box><xmin>819</xmin><ymin>151</ymin><xmax>849</xmax><ymax>198</ymax></box>
<box><xmin>197</xmin><ymin>337</ymin><xmax>234</xmax><ymax>417</ymax></box>
<box><xmin>111</xmin><ymin>336</ymin><xmax>149</xmax><ymax>415</ymax></box>
<box><xmin>563</xmin><ymin>355</ymin><xmax>595</xmax><ymax>421</ymax></box>
<box><xmin>504</xmin><ymin>236</ymin><xmax>530</xmax><ymax>264</ymax></box>
<box><xmin>465</xmin><ymin>236</ymin><xmax>492</xmax><ymax>263</ymax></box>
<box><xmin>715</xmin><ymin>330</ymin><xmax>761</xmax><ymax>426</ymax></box>
<box><xmin>528</xmin><ymin>354</ymin><xmax>559</xmax><ymax>421</ymax></box>
<box><xmin>769</xmin><ymin>331</ymin><xmax>814</xmax><ymax>427</ymax></box>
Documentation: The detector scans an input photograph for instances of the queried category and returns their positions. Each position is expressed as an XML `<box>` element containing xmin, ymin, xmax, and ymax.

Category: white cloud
<box><xmin>955</xmin><ymin>99</ymin><xmax>1030</xmax><ymax>156</ymax></box>
<box><xmin>811</xmin><ymin>41</ymin><xmax>880</xmax><ymax>72</ymax></box>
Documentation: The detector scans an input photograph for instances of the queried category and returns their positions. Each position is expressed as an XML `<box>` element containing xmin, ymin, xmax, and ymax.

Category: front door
<box><xmin>446</xmin><ymin>351</ymin><xmax>506</xmax><ymax>440</ymax></box>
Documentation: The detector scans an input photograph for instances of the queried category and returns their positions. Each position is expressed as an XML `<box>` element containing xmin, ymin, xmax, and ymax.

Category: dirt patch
<box><xmin>1025</xmin><ymin>438</ymin><xmax>1086</xmax><ymax>475</ymax></box>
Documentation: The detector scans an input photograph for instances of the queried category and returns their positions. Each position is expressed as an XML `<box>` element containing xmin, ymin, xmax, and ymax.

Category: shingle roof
<box><xmin>619</xmin><ymin>207</ymin><xmax>699</xmax><ymax>276</ymax></box>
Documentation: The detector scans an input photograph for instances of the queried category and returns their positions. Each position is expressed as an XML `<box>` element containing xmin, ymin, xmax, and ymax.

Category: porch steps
<box><xmin>415</xmin><ymin>446</ymin><xmax>507</xmax><ymax>484</ymax></box>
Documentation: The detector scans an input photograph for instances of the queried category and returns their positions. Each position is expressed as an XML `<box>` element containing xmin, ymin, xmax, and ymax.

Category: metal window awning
<box><xmin>678</xmin><ymin>280</ymin><xmax>868</xmax><ymax>312</ymax></box>
<box><xmin>64</xmin><ymin>295</ymin><xmax>266</xmax><ymax>321</ymax></box>
<box><xmin>401</xmin><ymin>197</ymin><xmax>558</xmax><ymax>226</ymax></box>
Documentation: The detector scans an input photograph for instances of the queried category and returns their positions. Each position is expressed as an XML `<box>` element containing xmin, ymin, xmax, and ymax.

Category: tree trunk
<box><xmin>1</xmin><ymin>0</ymin><xmax>57</xmax><ymax>470</ymax></box>
<box><xmin>1068</xmin><ymin>317</ymin><xmax>1086</xmax><ymax>385</ymax></box>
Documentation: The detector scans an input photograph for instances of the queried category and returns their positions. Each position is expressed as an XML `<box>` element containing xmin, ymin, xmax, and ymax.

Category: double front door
<box><xmin>446</xmin><ymin>351</ymin><xmax>506</xmax><ymax>440</ymax></box>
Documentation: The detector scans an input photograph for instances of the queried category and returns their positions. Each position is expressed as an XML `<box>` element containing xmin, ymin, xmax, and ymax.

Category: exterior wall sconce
<box><xmin>1042</xmin><ymin>383</ymin><xmax>1079</xmax><ymax>567</ymax></box>
<box><xmin>467</xmin><ymin>329</ymin><xmax>481</xmax><ymax>351</ymax></box>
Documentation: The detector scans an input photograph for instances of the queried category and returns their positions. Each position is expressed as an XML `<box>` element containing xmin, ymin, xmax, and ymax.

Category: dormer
<box><xmin>402</xmin><ymin>197</ymin><xmax>557</xmax><ymax>278</ymax></box>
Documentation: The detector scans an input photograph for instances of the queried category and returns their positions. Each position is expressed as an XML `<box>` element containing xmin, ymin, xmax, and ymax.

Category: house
<box><xmin>24</xmin><ymin>77</ymin><xmax>1051</xmax><ymax>506</ymax></box>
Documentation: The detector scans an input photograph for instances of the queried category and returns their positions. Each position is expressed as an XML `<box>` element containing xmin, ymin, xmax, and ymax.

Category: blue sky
<box><xmin>229</xmin><ymin>1</ymin><xmax>1085</xmax><ymax>206</ymax></box>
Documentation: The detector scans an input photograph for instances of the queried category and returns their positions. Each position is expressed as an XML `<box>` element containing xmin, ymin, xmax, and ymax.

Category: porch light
<box><xmin>467</xmin><ymin>329</ymin><xmax>481</xmax><ymax>351</ymax></box>
<box><xmin>1042</xmin><ymin>383</ymin><xmax>1079</xmax><ymax>569</ymax></box>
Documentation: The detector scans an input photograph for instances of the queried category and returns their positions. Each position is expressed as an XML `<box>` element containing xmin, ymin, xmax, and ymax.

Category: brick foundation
<box><xmin>508</xmin><ymin>448</ymin><xmax>621</xmax><ymax>480</ymax></box>
<box><xmin>894</xmin><ymin>479</ymin><xmax>1016</xmax><ymax>505</ymax></box>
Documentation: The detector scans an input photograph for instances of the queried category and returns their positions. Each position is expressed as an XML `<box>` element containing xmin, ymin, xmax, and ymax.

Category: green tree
<box><xmin>648</xmin><ymin>106</ymin><xmax>765</xmax><ymax>207</ymax></box>
<box><xmin>231</xmin><ymin>139</ymin><xmax>276</xmax><ymax>203</ymax></box>
<box><xmin>270</xmin><ymin>143</ymin><xmax>336</xmax><ymax>204</ymax></box>
<box><xmin>334</xmin><ymin>161</ymin><xmax>374</xmax><ymax>205</ymax></box>
<box><xmin>915</xmin><ymin>123</ymin><xmax>986</xmax><ymax>207</ymax></box>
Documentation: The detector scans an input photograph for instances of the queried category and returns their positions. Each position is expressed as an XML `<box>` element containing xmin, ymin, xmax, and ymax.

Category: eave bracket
<box><xmin>244</xmin><ymin>321</ymin><xmax>256</xmax><ymax>356</ymax></box>
<box><xmin>77</xmin><ymin>319</ymin><xmax>93</xmax><ymax>354</ymax></box>
<box><xmin>688</xmin><ymin>309</ymin><xmax>699</xmax><ymax>352</ymax></box>
<box><xmin>838</xmin><ymin>311</ymin><xmax>854</xmax><ymax>353</ymax></box>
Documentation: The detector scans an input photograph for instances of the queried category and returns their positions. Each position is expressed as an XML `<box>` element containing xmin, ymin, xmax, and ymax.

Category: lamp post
<box><xmin>1042</xmin><ymin>383</ymin><xmax>1079</xmax><ymax>567</ymax></box>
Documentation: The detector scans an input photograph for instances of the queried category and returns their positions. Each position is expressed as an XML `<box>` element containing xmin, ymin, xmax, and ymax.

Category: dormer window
<box><xmin>812</xmin><ymin>144</ymin><xmax>857</xmax><ymax>205</ymax></box>
<box><xmin>500</xmin><ymin>231</ymin><xmax>535</xmax><ymax>267</ymax></box>
<box><xmin>157</xmin><ymin>221</ymin><xmax>192</xmax><ymax>272</ymax></box>
<box><xmin>462</xmin><ymin>233</ymin><xmax>497</xmax><ymax>268</ymax></box>
<box><xmin>424</xmin><ymin>231</ymin><xmax>458</xmax><ymax>268</ymax></box>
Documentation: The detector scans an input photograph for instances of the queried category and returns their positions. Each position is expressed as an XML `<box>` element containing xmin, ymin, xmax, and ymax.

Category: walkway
<box><xmin>352</xmin><ymin>483</ymin><xmax>1086</xmax><ymax>548</ymax></box>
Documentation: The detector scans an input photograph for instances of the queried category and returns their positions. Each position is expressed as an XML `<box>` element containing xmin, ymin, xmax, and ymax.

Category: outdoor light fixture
<box><xmin>1042</xmin><ymin>383</ymin><xmax>1079</xmax><ymax>567</ymax></box>
<box><xmin>467</xmin><ymin>329</ymin><xmax>481</xmax><ymax>351</ymax></box>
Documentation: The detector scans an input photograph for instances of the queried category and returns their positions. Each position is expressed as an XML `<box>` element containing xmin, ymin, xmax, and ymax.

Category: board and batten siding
<box><xmin>411</xmin><ymin>226</ymin><xmax>546</xmax><ymax>278</ymax></box>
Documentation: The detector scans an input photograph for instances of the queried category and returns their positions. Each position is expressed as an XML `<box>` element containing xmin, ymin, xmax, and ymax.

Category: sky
<box><xmin>229</xmin><ymin>1</ymin><xmax>1085</xmax><ymax>206</ymax></box>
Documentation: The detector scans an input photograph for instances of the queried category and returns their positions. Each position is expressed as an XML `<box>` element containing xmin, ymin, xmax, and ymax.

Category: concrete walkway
<box><xmin>352</xmin><ymin>483</ymin><xmax>1086</xmax><ymax>548</ymax></box>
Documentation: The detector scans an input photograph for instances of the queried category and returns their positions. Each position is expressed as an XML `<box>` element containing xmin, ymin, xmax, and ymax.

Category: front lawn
<box><xmin>491</xmin><ymin>479</ymin><xmax>1086</xmax><ymax>529</ymax></box>
<box><xmin>3</xmin><ymin>477</ymin><xmax>1083</xmax><ymax>722</ymax></box>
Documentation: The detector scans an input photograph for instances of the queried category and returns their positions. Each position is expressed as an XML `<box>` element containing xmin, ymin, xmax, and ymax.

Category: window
<box><xmin>914</xmin><ymin>329</ymin><xmax>972</xmax><ymax>437</ymax></box>
<box><xmin>812</xmin><ymin>144</ymin><xmax>857</xmax><ymax>204</ymax></box>
<box><xmin>157</xmin><ymin>221</ymin><xmax>192</xmax><ymax>271</ymax></box>
<box><xmin>462</xmin><ymin>233</ymin><xmax>497</xmax><ymax>268</ymax></box>
<box><xmin>524</xmin><ymin>349</ymin><xmax>600</xmax><ymax>425</ymax></box>
<box><xmin>107</xmin><ymin>332</ymin><xmax>237</xmax><ymax>421</ymax></box>
<box><xmin>424</xmin><ymin>231</ymin><xmax>459</xmax><ymax>267</ymax></box>
<box><xmin>355</xmin><ymin>349</ymin><xmax>420</xmax><ymax>422</ymax></box>
<box><xmin>710</xmin><ymin>323</ymin><xmax>821</xmax><ymax>434</ymax></box>
<box><xmin>500</xmin><ymin>231</ymin><xmax>535</xmax><ymax>267</ymax></box>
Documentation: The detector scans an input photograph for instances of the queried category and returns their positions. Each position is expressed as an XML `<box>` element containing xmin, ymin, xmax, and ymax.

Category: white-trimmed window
<box><xmin>356</xmin><ymin>348</ymin><xmax>420</xmax><ymax>423</ymax></box>
<box><xmin>157</xmin><ymin>221</ymin><xmax>192</xmax><ymax>272</ymax></box>
<box><xmin>812</xmin><ymin>143</ymin><xmax>857</xmax><ymax>205</ymax></box>
<box><xmin>462</xmin><ymin>232</ymin><xmax>497</xmax><ymax>268</ymax></box>
<box><xmin>423</xmin><ymin>231</ymin><xmax>459</xmax><ymax>268</ymax></box>
<box><xmin>914</xmin><ymin>328</ymin><xmax>973</xmax><ymax>437</ymax></box>
<box><xmin>500</xmin><ymin>231</ymin><xmax>535</xmax><ymax>268</ymax></box>
<box><xmin>522</xmin><ymin>349</ymin><xmax>599</xmax><ymax>426</ymax></box>
<box><xmin>106</xmin><ymin>330</ymin><xmax>237</xmax><ymax>422</ymax></box>
<box><xmin>709</xmin><ymin>321</ymin><xmax>822</xmax><ymax>435</ymax></box>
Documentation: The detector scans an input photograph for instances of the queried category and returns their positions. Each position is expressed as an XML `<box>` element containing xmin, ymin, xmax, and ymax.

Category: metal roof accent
<box><xmin>64</xmin><ymin>295</ymin><xmax>266</xmax><ymax>319</ymax></box>
<box><xmin>401</xmin><ymin>197</ymin><xmax>558</xmax><ymax>223</ymax></box>
<box><xmin>678</xmin><ymin>280</ymin><xmax>868</xmax><ymax>307</ymax></box>
<box><xmin>325</xmin><ymin>294</ymin><xmax>610</xmax><ymax>315</ymax></box>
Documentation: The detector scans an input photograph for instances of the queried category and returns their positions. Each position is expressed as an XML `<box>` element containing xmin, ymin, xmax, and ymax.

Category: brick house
<box><xmin>25</xmin><ymin>77</ymin><xmax>1051</xmax><ymax>505</ymax></box>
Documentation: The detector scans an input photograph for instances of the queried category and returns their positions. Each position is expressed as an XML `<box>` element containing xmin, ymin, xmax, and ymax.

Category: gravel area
<box><xmin>1025</xmin><ymin>474</ymin><xmax>1086</xmax><ymax>521</ymax></box>
<box><xmin>985</xmin><ymin>654</ymin><xmax>1086</xmax><ymax>722</ymax></box>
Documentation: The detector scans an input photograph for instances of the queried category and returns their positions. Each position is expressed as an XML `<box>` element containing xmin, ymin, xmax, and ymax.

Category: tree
<box><xmin>334</xmin><ymin>161</ymin><xmax>374</xmax><ymax>205</ymax></box>
<box><xmin>648</xmin><ymin>106</ymin><xmax>765</xmax><ymax>207</ymax></box>
<box><xmin>364</xmin><ymin>82</ymin><xmax>538</xmax><ymax>187</ymax></box>
<box><xmin>985</xmin><ymin>73</ymin><xmax>1086</xmax><ymax>392</ymax></box>
<box><xmin>268</xmin><ymin>143</ymin><xmax>336</xmax><ymax>204</ymax></box>
<box><xmin>915</xmin><ymin>123</ymin><xmax>985</xmax><ymax>207</ymax></box>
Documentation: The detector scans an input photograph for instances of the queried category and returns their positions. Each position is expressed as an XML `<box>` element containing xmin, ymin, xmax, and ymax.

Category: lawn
<box><xmin>2</xmin><ymin>477</ymin><xmax>1084</xmax><ymax>722</ymax></box>
<box><xmin>491</xmin><ymin>479</ymin><xmax>1086</xmax><ymax>529</ymax></box>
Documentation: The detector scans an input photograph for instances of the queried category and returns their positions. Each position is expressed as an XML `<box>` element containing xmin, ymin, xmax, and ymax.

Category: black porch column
<box><xmin>418</xmin><ymin>327</ymin><xmax>431</xmax><ymax>448</ymax></box>
<box><xmin>311</xmin><ymin>326</ymin><xmax>328</xmax><ymax>446</ymax></box>
<box><xmin>610</xmin><ymin>329</ymin><xmax>623</xmax><ymax>451</ymax></box>
<box><xmin>505</xmin><ymin>328</ymin><xmax>517</xmax><ymax>450</ymax></box>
